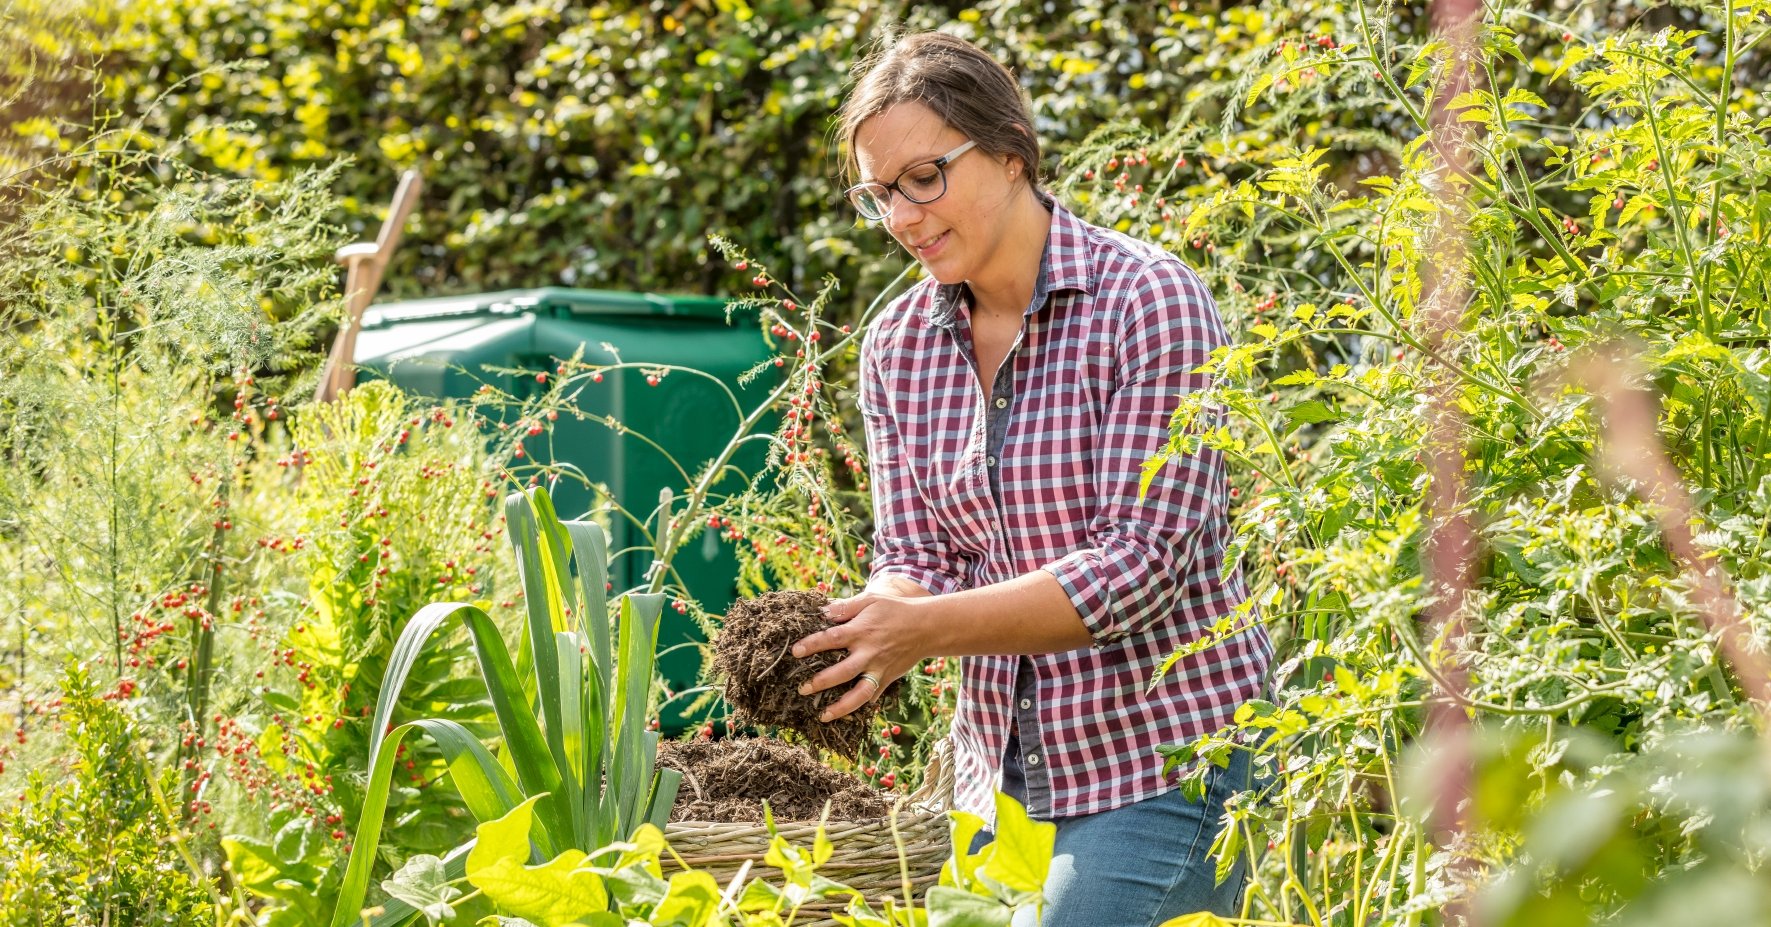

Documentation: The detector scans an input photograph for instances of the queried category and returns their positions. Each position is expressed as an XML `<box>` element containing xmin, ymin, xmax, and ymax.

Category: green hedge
<box><xmin>86</xmin><ymin>0</ymin><xmax>1308</xmax><ymax>304</ymax></box>
<box><xmin>10</xmin><ymin>1</ymin><xmax>1758</xmax><ymax>311</ymax></box>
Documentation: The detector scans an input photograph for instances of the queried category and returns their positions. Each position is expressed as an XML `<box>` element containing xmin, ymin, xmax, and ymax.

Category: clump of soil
<box><xmin>657</xmin><ymin>737</ymin><xmax>889</xmax><ymax>823</ymax></box>
<box><xmin>713</xmin><ymin>590</ymin><xmax>901</xmax><ymax>757</ymax></box>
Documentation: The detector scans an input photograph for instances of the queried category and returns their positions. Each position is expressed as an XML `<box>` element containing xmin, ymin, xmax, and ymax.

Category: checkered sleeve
<box><xmin>1043</xmin><ymin>261</ymin><xmax>1231</xmax><ymax>645</ymax></box>
<box><xmin>859</xmin><ymin>331</ymin><xmax>966</xmax><ymax>597</ymax></box>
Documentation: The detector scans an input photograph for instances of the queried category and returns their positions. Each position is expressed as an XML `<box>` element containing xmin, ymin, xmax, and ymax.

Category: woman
<box><xmin>790</xmin><ymin>31</ymin><xmax>1273</xmax><ymax>924</ymax></box>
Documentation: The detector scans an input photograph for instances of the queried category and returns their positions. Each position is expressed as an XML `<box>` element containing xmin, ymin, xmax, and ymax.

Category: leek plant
<box><xmin>327</xmin><ymin>486</ymin><xmax>682</xmax><ymax>927</ymax></box>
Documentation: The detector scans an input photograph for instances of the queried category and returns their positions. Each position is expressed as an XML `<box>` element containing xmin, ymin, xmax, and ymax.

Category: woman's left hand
<box><xmin>791</xmin><ymin>590</ymin><xmax>937</xmax><ymax>723</ymax></box>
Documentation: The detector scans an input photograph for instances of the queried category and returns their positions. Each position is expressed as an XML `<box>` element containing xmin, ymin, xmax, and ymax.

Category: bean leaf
<box><xmin>381</xmin><ymin>854</ymin><xmax>461</xmax><ymax>926</ymax></box>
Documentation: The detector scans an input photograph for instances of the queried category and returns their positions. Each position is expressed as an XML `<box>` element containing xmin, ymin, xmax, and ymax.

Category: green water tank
<box><xmin>352</xmin><ymin>287</ymin><xmax>773</xmax><ymax>733</ymax></box>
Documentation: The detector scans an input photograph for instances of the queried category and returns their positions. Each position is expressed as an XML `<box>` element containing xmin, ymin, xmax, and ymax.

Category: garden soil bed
<box><xmin>656</xmin><ymin>737</ymin><xmax>890</xmax><ymax>823</ymax></box>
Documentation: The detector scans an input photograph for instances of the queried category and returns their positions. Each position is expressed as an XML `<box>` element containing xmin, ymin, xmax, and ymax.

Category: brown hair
<box><xmin>835</xmin><ymin>31</ymin><xmax>1041</xmax><ymax>192</ymax></box>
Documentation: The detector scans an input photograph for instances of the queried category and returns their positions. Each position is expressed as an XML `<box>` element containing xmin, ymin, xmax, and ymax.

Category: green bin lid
<box><xmin>360</xmin><ymin>287</ymin><xmax>732</xmax><ymax>329</ymax></box>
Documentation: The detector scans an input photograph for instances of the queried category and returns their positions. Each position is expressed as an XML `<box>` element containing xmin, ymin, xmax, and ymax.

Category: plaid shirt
<box><xmin>859</xmin><ymin>199</ymin><xmax>1272</xmax><ymax>822</ymax></box>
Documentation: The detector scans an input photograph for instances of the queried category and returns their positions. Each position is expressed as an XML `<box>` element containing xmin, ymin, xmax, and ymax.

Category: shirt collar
<box><xmin>926</xmin><ymin>194</ymin><xmax>1095</xmax><ymax>328</ymax></box>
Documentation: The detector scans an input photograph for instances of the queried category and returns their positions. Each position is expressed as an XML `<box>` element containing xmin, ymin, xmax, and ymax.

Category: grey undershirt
<box><xmin>941</xmin><ymin>245</ymin><xmax>1057</xmax><ymax>818</ymax></box>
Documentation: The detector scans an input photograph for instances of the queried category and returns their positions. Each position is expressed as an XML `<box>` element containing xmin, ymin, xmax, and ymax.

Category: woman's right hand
<box><xmin>789</xmin><ymin>581</ymin><xmax>937</xmax><ymax>722</ymax></box>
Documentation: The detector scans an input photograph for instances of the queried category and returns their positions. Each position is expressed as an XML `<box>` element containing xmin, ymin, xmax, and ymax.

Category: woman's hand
<box><xmin>791</xmin><ymin>588</ymin><xmax>938</xmax><ymax>723</ymax></box>
<box><xmin>790</xmin><ymin>571</ymin><xmax>1088</xmax><ymax>722</ymax></box>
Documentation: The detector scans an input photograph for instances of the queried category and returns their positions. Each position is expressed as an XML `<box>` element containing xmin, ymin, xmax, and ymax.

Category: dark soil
<box><xmin>713</xmin><ymin>589</ymin><xmax>901</xmax><ymax>757</ymax></box>
<box><xmin>657</xmin><ymin>737</ymin><xmax>890</xmax><ymax>823</ymax></box>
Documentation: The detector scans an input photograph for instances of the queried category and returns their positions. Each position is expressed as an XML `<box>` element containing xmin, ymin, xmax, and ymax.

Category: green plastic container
<box><xmin>353</xmin><ymin>287</ymin><xmax>773</xmax><ymax>733</ymax></box>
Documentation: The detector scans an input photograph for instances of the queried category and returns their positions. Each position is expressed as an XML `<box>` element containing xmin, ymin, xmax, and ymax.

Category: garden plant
<box><xmin>327</xmin><ymin>485</ymin><xmax>682</xmax><ymax>925</ymax></box>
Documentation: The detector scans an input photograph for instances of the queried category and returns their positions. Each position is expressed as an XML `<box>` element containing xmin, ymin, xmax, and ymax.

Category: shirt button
<box><xmin>1019</xmin><ymin>698</ymin><xmax>1032</xmax><ymax>710</ymax></box>
<box><xmin>1025</xmin><ymin>753</ymin><xmax>1041</xmax><ymax>767</ymax></box>
<box><xmin>986</xmin><ymin>455</ymin><xmax>997</xmax><ymax>467</ymax></box>
<box><xmin>994</xmin><ymin>397</ymin><xmax>1009</xmax><ymax>409</ymax></box>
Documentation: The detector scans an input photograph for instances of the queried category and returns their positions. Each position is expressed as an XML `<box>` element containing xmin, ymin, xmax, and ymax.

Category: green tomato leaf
<box><xmin>1245</xmin><ymin>72</ymin><xmax>1273</xmax><ymax>107</ymax></box>
<box><xmin>1270</xmin><ymin>369</ymin><xmax>1320</xmax><ymax>387</ymax></box>
<box><xmin>1284</xmin><ymin>400</ymin><xmax>1339</xmax><ymax>426</ymax></box>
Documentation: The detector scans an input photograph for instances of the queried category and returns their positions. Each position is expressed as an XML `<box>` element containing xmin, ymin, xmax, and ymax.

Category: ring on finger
<box><xmin>858</xmin><ymin>671</ymin><xmax>882</xmax><ymax>696</ymax></box>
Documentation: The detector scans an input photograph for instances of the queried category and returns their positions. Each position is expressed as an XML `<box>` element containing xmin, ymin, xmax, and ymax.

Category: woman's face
<box><xmin>852</xmin><ymin>101</ymin><xmax>1022</xmax><ymax>286</ymax></box>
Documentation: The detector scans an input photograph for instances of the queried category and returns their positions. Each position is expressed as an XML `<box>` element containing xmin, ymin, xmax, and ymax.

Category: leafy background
<box><xmin>4</xmin><ymin>0</ymin><xmax>1771</xmax><ymax>924</ymax></box>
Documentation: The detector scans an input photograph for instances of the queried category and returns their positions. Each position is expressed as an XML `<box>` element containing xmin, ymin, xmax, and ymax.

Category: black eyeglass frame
<box><xmin>844</xmin><ymin>139</ymin><xmax>979</xmax><ymax>220</ymax></box>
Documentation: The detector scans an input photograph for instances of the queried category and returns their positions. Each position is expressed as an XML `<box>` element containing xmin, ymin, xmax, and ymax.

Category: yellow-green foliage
<box><xmin>0</xmin><ymin>666</ymin><xmax>211</xmax><ymax>925</ymax></box>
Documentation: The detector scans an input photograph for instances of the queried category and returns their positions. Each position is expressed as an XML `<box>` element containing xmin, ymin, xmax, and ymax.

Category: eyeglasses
<box><xmin>845</xmin><ymin>140</ymin><xmax>978</xmax><ymax>221</ymax></box>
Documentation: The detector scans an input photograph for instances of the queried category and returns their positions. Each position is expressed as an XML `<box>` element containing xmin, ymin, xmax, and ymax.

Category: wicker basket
<box><xmin>662</xmin><ymin>741</ymin><xmax>955</xmax><ymax>926</ymax></box>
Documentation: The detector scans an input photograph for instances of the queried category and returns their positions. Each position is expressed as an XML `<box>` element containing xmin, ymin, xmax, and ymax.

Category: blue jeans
<box><xmin>968</xmin><ymin>748</ymin><xmax>1250</xmax><ymax>927</ymax></box>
